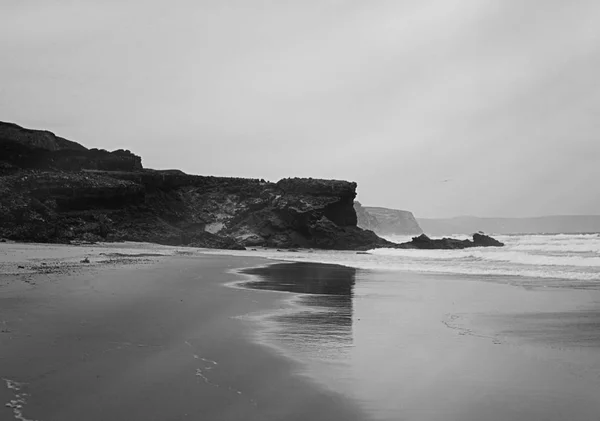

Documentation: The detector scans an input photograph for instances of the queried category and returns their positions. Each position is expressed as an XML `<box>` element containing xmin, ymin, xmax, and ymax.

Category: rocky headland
<box><xmin>0</xmin><ymin>121</ymin><xmax>503</xmax><ymax>251</ymax></box>
<box><xmin>354</xmin><ymin>202</ymin><xmax>423</xmax><ymax>236</ymax></box>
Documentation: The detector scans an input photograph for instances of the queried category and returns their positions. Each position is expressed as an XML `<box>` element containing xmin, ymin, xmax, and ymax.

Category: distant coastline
<box><xmin>418</xmin><ymin>215</ymin><xmax>600</xmax><ymax>236</ymax></box>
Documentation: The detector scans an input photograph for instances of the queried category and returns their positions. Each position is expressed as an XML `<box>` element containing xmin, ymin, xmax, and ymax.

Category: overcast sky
<box><xmin>1</xmin><ymin>1</ymin><xmax>599</xmax><ymax>218</ymax></box>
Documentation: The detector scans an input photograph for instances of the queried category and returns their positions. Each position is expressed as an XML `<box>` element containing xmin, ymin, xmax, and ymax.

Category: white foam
<box><xmin>205</xmin><ymin>233</ymin><xmax>600</xmax><ymax>285</ymax></box>
<box><xmin>3</xmin><ymin>379</ymin><xmax>36</xmax><ymax>421</ymax></box>
<box><xmin>370</xmin><ymin>248</ymin><xmax>600</xmax><ymax>267</ymax></box>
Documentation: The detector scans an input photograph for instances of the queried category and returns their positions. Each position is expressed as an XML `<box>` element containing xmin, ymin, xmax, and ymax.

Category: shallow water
<box><xmin>213</xmin><ymin>234</ymin><xmax>600</xmax><ymax>288</ymax></box>
<box><xmin>241</xmin><ymin>263</ymin><xmax>356</xmax><ymax>361</ymax></box>
<box><xmin>240</xmin><ymin>262</ymin><xmax>600</xmax><ymax>421</ymax></box>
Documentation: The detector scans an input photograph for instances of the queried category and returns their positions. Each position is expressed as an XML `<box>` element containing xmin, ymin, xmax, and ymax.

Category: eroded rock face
<box><xmin>0</xmin><ymin>121</ymin><xmax>142</xmax><ymax>172</ymax></box>
<box><xmin>0</xmin><ymin>121</ymin><xmax>86</xmax><ymax>152</ymax></box>
<box><xmin>0</xmin><ymin>121</ymin><xmax>502</xmax><ymax>251</ymax></box>
<box><xmin>0</xmin><ymin>172</ymin><xmax>391</xmax><ymax>250</ymax></box>
<box><xmin>224</xmin><ymin>178</ymin><xmax>390</xmax><ymax>250</ymax></box>
<box><xmin>0</xmin><ymin>122</ymin><xmax>390</xmax><ymax>250</ymax></box>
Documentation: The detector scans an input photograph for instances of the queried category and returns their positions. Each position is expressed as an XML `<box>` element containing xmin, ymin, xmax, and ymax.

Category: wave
<box><xmin>369</xmin><ymin>248</ymin><xmax>600</xmax><ymax>267</ymax></box>
<box><xmin>497</xmin><ymin>233</ymin><xmax>600</xmax><ymax>239</ymax></box>
<box><xmin>206</xmin><ymin>233</ymin><xmax>600</xmax><ymax>285</ymax></box>
<box><xmin>510</xmin><ymin>244</ymin><xmax>600</xmax><ymax>254</ymax></box>
<box><xmin>249</xmin><ymin>252</ymin><xmax>600</xmax><ymax>283</ymax></box>
<box><xmin>485</xmin><ymin>233</ymin><xmax>598</xmax><ymax>245</ymax></box>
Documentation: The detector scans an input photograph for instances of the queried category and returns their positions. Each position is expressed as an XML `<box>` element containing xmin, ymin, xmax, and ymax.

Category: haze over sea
<box><xmin>217</xmin><ymin>232</ymin><xmax>600</xmax><ymax>421</ymax></box>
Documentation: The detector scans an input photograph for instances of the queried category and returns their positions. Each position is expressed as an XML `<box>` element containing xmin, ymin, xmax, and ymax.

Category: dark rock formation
<box><xmin>221</xmin><ymin>178</ymin><xmax>391</xmax><ymax>250</ymax></box>
<box><xmin>0</xmin><ymin>121</ymin><xmax>503</xmax><ymax>252</ymax></box>
<box><xmin>394</xmin><ymin>233</ymin><xmax>504</xmax><ymax>249</ymax></box>
<box><xmin>0</xmin><ymin>122</ymin><xmax>393</xmax><ymax>250</ymax></box>
<box><xmin>472</xmin><ymin>233</ymin><xmax>504</xmax><ymax>247</ymax></box>
<box><xmin>354</xmin><ymin>204</ymin><xmax>423</xmax><ymax>236</ymax></box>
<box><xmin>0</xmin><ymin>121</ymin><xmax>86</xmax><ymax>152</ymax></box>
<box><xmin>0</xmin><ymin>121</ymin><xmax>142</xmax><ymax>172</ymax></box>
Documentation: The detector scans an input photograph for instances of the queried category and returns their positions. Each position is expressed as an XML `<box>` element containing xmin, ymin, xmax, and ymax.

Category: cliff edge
<box><xmin>354</xmin><ymin>203</ymin><xmax>423</xmax><ymax>236</ymax></box>
<box><xmin>1</xmin><ymin>121</ymin><xmax>503</xmax><ymax>251</ymax></box>
<box><xmin>0</xmin><ymin>121</ymin><xmax>390</xmax><ymax>250</ymax></box>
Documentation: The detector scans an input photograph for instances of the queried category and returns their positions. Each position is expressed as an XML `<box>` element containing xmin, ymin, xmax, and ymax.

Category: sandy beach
<box><xmin>2</xmin><ymin>243</ymin><xmax>600</xmax><ymax>421</ymax></box>
<box><xmin>0</xmin><ymin>243</ymin><xmax>368</xmax><ymax>421</ymax></box>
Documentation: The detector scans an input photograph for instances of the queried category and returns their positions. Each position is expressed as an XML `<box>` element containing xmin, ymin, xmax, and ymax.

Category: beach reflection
<box><xmin>241</xmin><ymin>262</ymin><xmax>355</xmax><ymax>359</ymax></box>
<box><xmin>241</xmin><ymin>264</ymin><xmax>600</xmax><ymax>421</ymax></box>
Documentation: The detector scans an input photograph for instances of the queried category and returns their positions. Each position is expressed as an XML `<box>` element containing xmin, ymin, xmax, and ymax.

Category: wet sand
<box><xmin>240</xmin><ymin>264</ymin><xmax>600</xmax><ymax>421</ymax></box>
<box><xmin>0</xmin><ymin>244</ymin><xmax>369</xmax><ymax>421</ymax></box>
<box><xmin>3</xmin><ymin>244</ymin><xmax>600</xmax><ymax>421</ymax></box>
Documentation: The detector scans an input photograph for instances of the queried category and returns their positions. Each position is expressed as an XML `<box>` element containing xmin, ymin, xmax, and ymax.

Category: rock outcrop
<box><xmin>221</xmin><ymin>178</ymin><xmax>389</xmax><ymax>249</ymax></box>
<box><xmin>394</xmin><ymin>233</ymin><xmax>504</xmax><ymax>249</ymax></box>
<box><xmin>0</xmin><ymin>121</ymin><xmax>392</xmax><ymax>250</ymax></box>
<box><xmin>0</xmin><ymin>121</ymin><xmax>503</xmax><ymax>251</ymax></box>
<box><xmin>0</xmin><ymin>121</ymin><xmax>142</xmax><ymax>173</ymax></box>
<box><xmin>0</xmin><ymin>121</ymin><xmax>86</xmax><ymax>152</ymax></box>
<box><xmin>354</xmin><ymin>204</ymin><xmax>423</xmax><ymax>236</ymax></box>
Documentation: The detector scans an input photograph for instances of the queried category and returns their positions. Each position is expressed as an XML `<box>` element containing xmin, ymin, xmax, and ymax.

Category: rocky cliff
<box><xmin>0</xmin><ymin>121</ymin><xmax>86</xmax><ymax>152</ymax></box>
<box><xmin>354</xmin><ymin>201</ymin><xmax>380</xmax><ymax>232</ymax></box>
<box><xmin>0</xmin><ymin>122</ymin><xmax>142</xmax><ymax>173</ymax></box>
<box><xmin>1</xmin><ymin>121</ymin><xmax>504</xmax><ymax>251</ymax></box>
<box><xmin>0</xmin><ymin>121</ymin><xmax>392</xmax><ymax>250</ymax></box>
<box><xmin>354</xmin><ymin>204</ymin><xmax>423</xmax><ymax>236</ymax></box>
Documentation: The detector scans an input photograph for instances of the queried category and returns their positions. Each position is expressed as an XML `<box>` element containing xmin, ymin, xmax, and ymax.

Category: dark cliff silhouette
<box><xmin>0</xmin><ymin>121</ymin><xmax>389</xmax><ymax>250</ymax></box>
<box><xmin>0</xmin><ymin>121</ymin><xmax>503</xmax><ymax>250</ymax></box>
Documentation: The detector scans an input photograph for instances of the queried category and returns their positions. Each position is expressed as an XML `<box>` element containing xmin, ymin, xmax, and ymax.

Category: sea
<box><xmin>231</xmin><ymin>233</ymin><xmax>600</xmax><ymax>288</ymax></box>
<box><xmin>216</xmin><ymin>233</ymin><xmax>600</xmax><ymax>421</ymax></box>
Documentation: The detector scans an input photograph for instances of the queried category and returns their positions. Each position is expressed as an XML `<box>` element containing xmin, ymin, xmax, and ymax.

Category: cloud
<box><xmin>1</xmin><ymin>0</ymin><xmax>599</xmax><ymax>217</ymax></box>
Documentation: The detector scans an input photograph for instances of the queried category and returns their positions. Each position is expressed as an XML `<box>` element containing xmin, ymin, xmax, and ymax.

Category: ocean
<box><xmin>216</xmin><ymin>233</ymin><xmax>600</xmax><ymax>420</ymax></box>
<box><xmin>372</xmin><ymin>233</ymin><xmax>600</xmax><ymax>287</ymax></box>
<box><xmin>226</xmin><ymin>233</ymin><xmax>600</xmax><ymax>287</ymax></box>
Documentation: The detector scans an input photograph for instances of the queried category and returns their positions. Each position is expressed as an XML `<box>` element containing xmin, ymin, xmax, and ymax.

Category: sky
<box><xmin>1</xmin><ymin>0</ymin><xmax>599</xmax><ymax>218</ymax></box>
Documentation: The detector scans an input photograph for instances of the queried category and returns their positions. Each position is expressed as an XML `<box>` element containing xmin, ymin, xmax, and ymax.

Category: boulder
<box><xmin>472</xmin><ymin>232</ymin><xmax>504</xmax><ymax>247</ymax></box>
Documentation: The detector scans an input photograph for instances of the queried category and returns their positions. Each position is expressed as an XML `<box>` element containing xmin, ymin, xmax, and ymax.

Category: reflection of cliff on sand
<box><xmin>241</xmin><ymin>263</ymin><xmax>356</xmax><ymax>352</ymax></box>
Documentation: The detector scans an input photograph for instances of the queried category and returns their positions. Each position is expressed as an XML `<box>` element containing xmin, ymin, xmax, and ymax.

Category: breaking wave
<box><xmin>370</xmin><ymin>249</ymin><xmax>600</xmax><ymax>267</ymax></box>
<box><xmin>368</xmin><ymin>233</ymin><xmax>600</xmax><ymax>284</ymax></box>
<box><xmin>207</xmin><ymin>233</ymin><xmax>600</xmax><ymax>287</ymax></box>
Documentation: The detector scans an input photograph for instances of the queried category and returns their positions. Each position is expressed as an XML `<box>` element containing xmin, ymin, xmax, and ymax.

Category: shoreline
<box><xmin>0</xmin><ymin>243</ymin><xmax>370</xmax><ymax>421</ymax></box>
<box><xmin>201</xmin><ymin>245</ymin><xmax>600</xmax><ymax>289</ymax></box>
<box><xmin>3</xmin><ymin>241</ymin><xmax>600</xmax><ymax>420</ymax></box>
<box><xmin>230</xmin><ymin>260</ymin><xmax>600</xmax><ymax>421</ymax></box>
